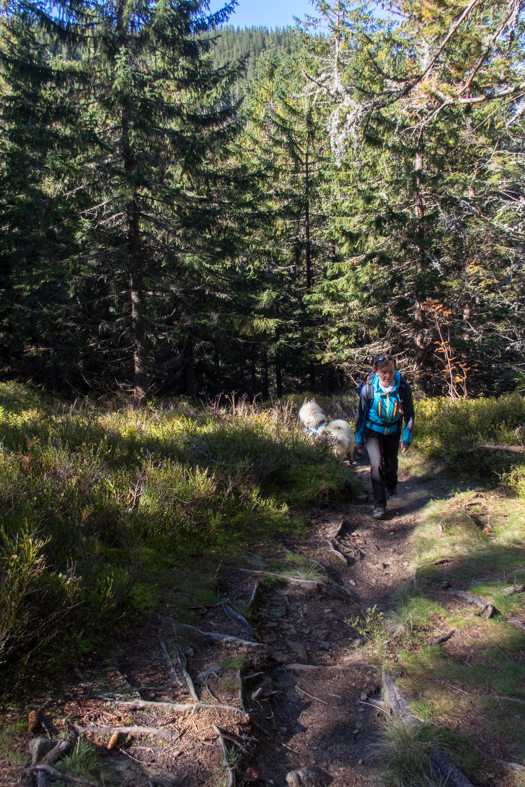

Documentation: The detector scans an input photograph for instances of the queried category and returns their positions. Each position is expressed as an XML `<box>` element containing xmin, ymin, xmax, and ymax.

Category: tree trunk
<box><xmin>250</xmin><ymin>346</ymin><xmax>256</xmax><ymax>397</ymax></box>
<box><xmin>305</xmin><ymin>147</ymin><xmax>312</xmax><ymax>291</ymax></box>
<box><xmin>262</xmin><ymin>350</ymin><xmax>269</xmax><ymax>400</ymax></box>
<box><xmin>275</xmin><ymin>357</ymin><xmax>282</xmax><ymax>399</ymax></box>
<box><xmin>123</xmin><ymin>108</ymin><xmax>149</xmax><ymax>406</ymax></box>
<box><xmin>185</xmin><ymin>336</ymin><xmax>196</xmax><ymax>397</ymax></box>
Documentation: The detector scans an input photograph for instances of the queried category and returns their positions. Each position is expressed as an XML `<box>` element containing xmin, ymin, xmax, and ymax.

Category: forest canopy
<box><xmin>0</xmin><ymin>0</ymin><xmax>524</xmax><ymax>401</ymax></box>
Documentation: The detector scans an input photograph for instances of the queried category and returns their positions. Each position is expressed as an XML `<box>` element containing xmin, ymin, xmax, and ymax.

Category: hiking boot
<box><xmin>371</xmin><ymin>506</ymin><xmax>386</xmax><ymax>520</ymax></box>
<box><xmin>386</xmin><ymin>487</ymin><xmax>397</xmax><ymax>500</ymax></box>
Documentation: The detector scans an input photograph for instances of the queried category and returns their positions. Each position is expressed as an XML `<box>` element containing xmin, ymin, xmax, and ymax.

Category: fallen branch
<box><xmin>213</xmin><ymin>725</ymin><xmax>236</xmax><ymax>787</ymax></box>
<box><xmin>114</xmin><ymin>699</ymin><xmax>248</xmax><ymax>716</ymax></box>
<box><xmin>327</xmin><ymin>539</ymin><xmax>348</xmax><ymax>566</ymax></box>
<box><xmin>284</xmin><ymin>661</ymin><xmax>376</xmax><ymax>672</ymax></box>
<box><xmin>44</xmin><ymin>735</ymin><xmax>77</xmax><ymax>765</ymax></box>
<box><xmin>166</xmin><ymin>621</ymin><xmax>199</xmax><ymax>702</ymax></box>
<box><xmin>167</xmin><ymin>621</ymin><xmax>265</xmax><ymax>649</ymax></box>
<box><xmin>35</xmin><ymin>730</ymin><xmax>78</xmax><ymax>787</ymax></box>
<box><xmin>76</xmin><ymin>725</ymin><xmax>175</xmax><ymax>739</ymax></box>
<box><xmin>447</xmin><ymin>589</ymin><xmax>490</xmax><ymax>610</ymax></box>
<box><xmin>435</xmin><ymin>629</ymin><xmax>456</xmax><ymax>645</ymax></box>
<box><xmin>32</xmin><ymin>765</ymin><xmax>99</xmax><ymax>787</ymax></box>
<box><xmin>295</xmin><ymin>686</ymin><xmax>331</xmax><ymax>706</ymax></box>
<box><xmin>179</xmin><ymin>659</ymin><xmax>199</xmax><ymax>703</ymax></box>
<box><xmin>159</xmin><ymin>633</ymin><xmax>182</xmax><ymax>687</ymax></box>
<box><xmin>247</xmin><ymin>581</ymin><xmax>260</xmax><ymax>609</ymax></box>
<box><xmin>205</xmin><ymin>676</ymin><xmax>220</xmax><ymax>704</ymax></box>
<box><xmin>413</xmin><ymin>558</ymin><xmax>451</xmax><ymax>588</ymax></box>
<box><xmin>382</xmin><ymin>672</ymin><xmax>474</xmax><ymax>787</ymax></box>
<box><xmin>332</xmin><ymin>519</ymin><xmax>345</xmax><ymax>539</ymax></box>
<box><xmin>508</xmin><ymin>618</ymin><xmax>525</xmax><ymax>631</ymax></box>
<box><xmin>504</xmin><ymin>584</ymin><xmax>525</xmax><ymax>596</ymax></box>
<box><xmin>233</xmin><ymin>566</ymin><xmax>319</xmax><ymax>589</ymax></box>
<box><xmin>222</xmin><ymin>604</ymin><xmax>255</xmax><ymax>640</ymax></box>
<box><xmin>236</xmin><ymin>670</ymin><xmax>246</xmax><ymax>712</ymax></box>
<box><xmin>496</xmin><ymin>695</ymin><xmax>525</xmax><ymax>706</ymax></box>
<box><xmin>382</xmin><ymin>672</ymin><xmax>412</xmax><ymax>718</ymax></box>
<box><xmin>469</xmin><ymin>445</ymin><xmax>525</xmax><ymax>454</ymax></box>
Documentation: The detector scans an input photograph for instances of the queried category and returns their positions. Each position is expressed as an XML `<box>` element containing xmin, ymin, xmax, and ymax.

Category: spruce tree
<box><xmin>1</xmin><ymin>0</ymin><xmax>243</xmax><ymax>401</ymax></box>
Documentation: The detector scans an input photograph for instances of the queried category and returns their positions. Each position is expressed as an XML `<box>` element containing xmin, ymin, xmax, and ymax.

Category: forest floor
<box><xmin>5</xmin><ymin>452</ymin><xmax>525</xmax><ymax>787</ymax></box>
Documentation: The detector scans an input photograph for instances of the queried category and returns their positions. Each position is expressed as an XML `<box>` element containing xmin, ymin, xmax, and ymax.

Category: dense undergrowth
<box><xmin>414</xmin><ymin>393</ymin><xmax>525</xmax><ymax>480</ymax></box>
<box><xmin>0</xmin><ymin>382</ymin><xmax>358</xmax><ymax>687</ymax></box>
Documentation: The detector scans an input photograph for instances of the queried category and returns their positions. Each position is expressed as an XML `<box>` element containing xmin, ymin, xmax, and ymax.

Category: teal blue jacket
<box><xmin>355</xmin><ymin>371</ymin><xmax>414</xmax><ymax>445</ymax></box>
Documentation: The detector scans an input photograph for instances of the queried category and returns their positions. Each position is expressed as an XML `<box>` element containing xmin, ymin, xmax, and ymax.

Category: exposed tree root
<box><xmin>222</xmin><ymin>604</ymin><xmax>255</xmax><ymax>640</ymax></box>
<box><xmin>382</xmin><ymin>672</ymin><xmax>475</xmax><ymax>787</ymax></box>
<box><xmin>158</xmin><ymin>635</ymin><xmax>182</xmax><ymax>687</ymax></box>
<box><xmin>233</xmin><ymin>566</ymin><xmax>320</xmax><ymax>589</ymax></box>
<box><xmin>31</xmin><ymin>764</ymin><xmax>99</xmax><ymax>787</ymax></box>
<box><xmin>327</xmin><ymin>539</ymin><xmax>348</xmax><ymax>565</ymax></box>
<box><xmin>213</xmin><ymin>725</ymin><xmax>236</xmax><ymax>787</ymax></box>
<box><xmin>413</xmin><ymin>558</ymin><xmax>452</xmax><ymax>588</ymax></box>
<box><xmin>284</xmin><ymin>661</ymin><xmax>376</xmax><ymax>672</ymax></box>
<box><xmin>113</xmin><ymin>699</ymin><xmax>248</xmax><ymax>716</ymax></box>
<box><xmin>167</xmin><ymin>620</ymin><xmax>266</xmax><ymax>649</ymax></box>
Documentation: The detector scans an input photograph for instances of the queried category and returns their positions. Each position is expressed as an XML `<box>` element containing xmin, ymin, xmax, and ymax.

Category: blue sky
<box><xmin>208</xmin><ymin>0</ymin><xmax>317</xmax><ymax>29</ymax></box>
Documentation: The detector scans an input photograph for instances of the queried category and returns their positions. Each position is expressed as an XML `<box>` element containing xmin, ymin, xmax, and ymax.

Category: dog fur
<box><xmin>299</xmin><ymin>399</ymin><xmax>356</xmax><ymax>456</ymax></box>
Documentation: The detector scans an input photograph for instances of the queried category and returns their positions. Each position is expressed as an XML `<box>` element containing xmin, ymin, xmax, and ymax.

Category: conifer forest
<box><xmin>1</xmin><ymin>0</ymin><xmax>525</xmax><ymax>402</ymax></box>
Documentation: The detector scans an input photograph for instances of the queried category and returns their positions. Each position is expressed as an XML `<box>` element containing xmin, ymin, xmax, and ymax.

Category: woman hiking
<box><xmin>355</xmin><ymin>355</ymin><xmax>414</xmax><ymax>520</ymax></box>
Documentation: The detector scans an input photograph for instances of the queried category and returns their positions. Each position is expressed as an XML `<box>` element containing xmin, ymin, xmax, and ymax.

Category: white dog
<box><xmin>299</xmin><ymin>399</ymin><xmax>355</xmax><ymax>456</ymax></box>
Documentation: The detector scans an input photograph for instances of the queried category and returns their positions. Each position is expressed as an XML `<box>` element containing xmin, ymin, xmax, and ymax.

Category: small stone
<box><xmin>318</xmin><ymin>630</ymin><xmax>330</xmax><ymax>642</ymax></box>
<box><xmin>355</xmin><ymin>721</ymin><xmax>363</xmax><ymax>729</ymax></box>
<box><xmin>263</xmin><ymin>635</ymin><xmax>278</xmax><ymax>645</ymax></box>
<box><xmin>185</xmin><ymin>647</ymin><xmax>194</xmax><ymax>657</ymax></box>
<box><xmin>360</xmin><ymin>692</ymin><xmax>368</xmax><ymax>701</ymax></box>
<box><xmin>265</xmin><ymin>621</ymin><xmax>279</xmax><ymax>628</ymax></box>
<box><xmin>286</xmin><ymin>765</ymin><xmax>332</xmax><ymax>787</ymax></box>
<box><xmin>323</xmin><ymin>608</ymin><xmax>332</xmax><ymax>613</ymax></box>
<box><xmin>30</xmin><ymin>737</ymin><xmax>57</xmax><ymax>765</ymax></box>
<box><xmin>349</xmin><ymin>579</ymin><xmax>357</xmax><ymax>586</ymax></box>
<box><xmin>318</xmin><ymin>642</ymin><xmax>330</xmax><ymax>650</ymax></box>
<box><xmin>358</xmin><ymin>759</ymin><xmax>363</xmax><ymax>765</ymax></box>
<box><xmin>287</xmin><ymin>640</ymin><xmax>308</xmax><ymax>660</ymax></box>
<box><xmin>441</xmin><ymin>581</ymin><xmax>451</xmax><ymax>589</ymax></box>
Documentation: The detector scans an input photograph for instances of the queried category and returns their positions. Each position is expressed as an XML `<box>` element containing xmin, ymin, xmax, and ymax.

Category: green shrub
<box><xmin>414</xmin><ymin>394</ymin><xmax>525</xmax><ymax>476</ymax></box>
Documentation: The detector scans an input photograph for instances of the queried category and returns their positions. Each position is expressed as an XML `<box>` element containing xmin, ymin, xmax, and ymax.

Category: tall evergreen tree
<box><xmin>1</xmin><ymin>0</ymin><xmax>244</xmax><ymax>401</ymax></box>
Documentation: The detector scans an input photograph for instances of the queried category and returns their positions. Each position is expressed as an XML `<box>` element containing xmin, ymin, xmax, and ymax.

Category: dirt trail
<box><xmin>16</xmin><ymin>463</ymin><xmax>440</xmax><ymax>787</ymax></box>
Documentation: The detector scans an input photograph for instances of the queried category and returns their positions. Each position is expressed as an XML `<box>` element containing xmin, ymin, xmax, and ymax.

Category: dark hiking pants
<box><xmin>365</xmin><ymin>430</ymin><xmax>401</xmax><ymax>508</ymax></box>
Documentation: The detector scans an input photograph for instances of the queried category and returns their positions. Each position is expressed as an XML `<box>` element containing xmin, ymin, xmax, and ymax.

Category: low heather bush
<box><xmin>0</xmin><ymin>382</ymin><xmax>358</xmax><ymax>683</ymax></box>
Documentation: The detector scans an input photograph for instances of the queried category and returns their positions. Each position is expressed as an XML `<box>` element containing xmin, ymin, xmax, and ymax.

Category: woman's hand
<box><xmin>401</xmin><ymin>442</ymin><xmax>410</xmax><ymax>453</ymax></box>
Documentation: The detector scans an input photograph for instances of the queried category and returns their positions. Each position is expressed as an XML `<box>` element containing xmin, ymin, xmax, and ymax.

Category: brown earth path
<box><xmin>12</xmin><ymin>461</ymin><xmax>442</xmax><ymax>787</ymax></box>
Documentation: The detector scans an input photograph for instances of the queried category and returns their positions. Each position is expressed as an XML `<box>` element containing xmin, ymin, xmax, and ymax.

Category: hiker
<box><xmin>355</xmin><ymin>355</ymin><xmax>414</xmax><ymax>520</ymax></box>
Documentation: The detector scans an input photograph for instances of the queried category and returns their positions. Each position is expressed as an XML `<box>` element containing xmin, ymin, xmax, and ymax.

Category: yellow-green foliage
<box><xmin>414</xmin><ymin>394</ymin><xmax>525</xmax><ymax>476</ymax></box>
<box><xmin>0</xmin><ymin>382</ymin><xmax>358</xmax><ymax>682</ymax></box>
